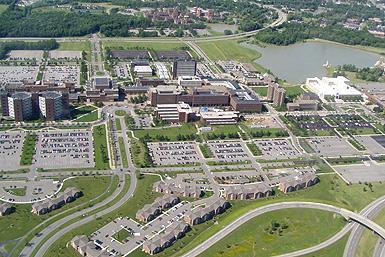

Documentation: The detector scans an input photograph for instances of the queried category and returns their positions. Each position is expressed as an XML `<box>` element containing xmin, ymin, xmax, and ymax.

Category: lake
<box><xmin>242</xmin><ymin>41</ymin><xmax>383</xmax><ymax>84</ymax></box>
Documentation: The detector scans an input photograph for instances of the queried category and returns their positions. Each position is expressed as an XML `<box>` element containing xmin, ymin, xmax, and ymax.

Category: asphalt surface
<box><xmin>181</xmin><ymin>201</ymin><xmax>385</xmax><ymax>257</ymax></box>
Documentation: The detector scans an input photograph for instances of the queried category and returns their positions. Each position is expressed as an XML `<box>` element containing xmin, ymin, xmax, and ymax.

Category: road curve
<box><xmin>181</xmin><ymin>201</ymin><xmax>385</xmax><ymax>257</ymax></box>
<box><xmin>278</xmin><ymin>195</ymin><xmax>385</xmax><ymax>257</ymax></box>
<box><xmin>30</xmin><ymin>171</ymin><xmax>137</xmax><ymax>257</ymax></box>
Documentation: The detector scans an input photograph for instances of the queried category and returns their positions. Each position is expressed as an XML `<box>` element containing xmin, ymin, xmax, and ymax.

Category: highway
<box><xmin>181</xmin><ymin>201</ymin><xmax>385</xmax><ymax>257</ymax></box>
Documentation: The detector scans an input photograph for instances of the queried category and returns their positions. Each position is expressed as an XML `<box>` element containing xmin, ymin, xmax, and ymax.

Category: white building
<box><xmin>7</xmin><ymin>92</ymin><xmax>32</xmax><ymax>121</ymax></box>
<box><xmin>39</xmin><ymin>91</ymin><xmax>63</xmax><ymax>121</ymax></box>
<box><xmin>306</xmin><ymin>76</ymin><xmax>362</xmax><ymax>99</ymax></box>
<box><xmin>200</xmin><ymin>109</ymin><xmax>239</xmax><ymax>125</ymax></box>
<box><xmin>134</xmin><ymin>65</ymin><xmax>153</xmax><ymax>77</ymax></box>
<box><xmin>178</xmin><ymin>76</ymin><xmax>202</xmax><ymax>88</ymax></box>
<box><xmin>155</xmin><ymin>102</ymin><xmax>194</xmax><ymax>123</ymax></box>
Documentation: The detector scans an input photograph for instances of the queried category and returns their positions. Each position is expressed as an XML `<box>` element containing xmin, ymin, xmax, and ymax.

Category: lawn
<box><xmin>199</xmin><ymin>144</ymin><xmax>214</xmax><ymax>158</ymax></box>
<box><xmin>115</xmin><ymin>118</ymin><xmax>122</xmax><ymax>131</ymax></box>
<box><xmin>134</xmin><ymin>124</ymin><xmax>197</xmax><ymax>141</ymax></box>
<box><xmin>115</xmin><ymin>110</ymin><xmax>126</xmax><ymax>116</ymax></box>
<box><xmin>198</xmin><ymin>208</ymin><xmax>346</xmax><ymax>257</ymax></box>
<box><xmin>57</xmin><ymin>42</ymin><xmax>91</xmax><ymax>52</ymax></box>
<box><xmin>5</xmin><ymin>187</ymin><xmax>26</xmax><ymax>196</ymax></box>
<box><xmin>0</xmin><ymin>176</ymin><xmax>113</xmax><ymax>244</ymax></box>
<box><xmin>112</xmin><ymin>229</ymin><xmax>131</xmax><ymax>243</ymax></box>
<box><xmin>42</xmin><ymin>175</ymin><xmax>161</xmax><ymax>257</ymax></box>
<box><xmin>92</xmin><ymin>124</ymin><xmax>110</xmax><ymax>170</ymax></box>
<box><xmin>202</xmin><ymin>125</ymin><xmax>241</xmax><ymax>141</ymax></box>
<box><xmin>197</xmin><ymin>40</ymin><xmax>261</xmax><ymax>63</ymax></box>
<box><xmin>71</xmin><ymin>105</ymin><xmax>97</xmax><ymax>120</ymax></box>
<box><xmin>0</xmin><ymin>4</ymin><xmax>8</xmax><ymax>14</ymax></box>
<box><xmin>246</xmin><ymin>143</ymin><xmax>262</xmax><ymax>156</ymax></box>
<box><xmin>284</xmin><ymin>85</ymin><xmax>305</xmax><ymax>99</ymax></box>
<box><xmin>20</xmin><ymin>134</ymin><xmax>37</xmax><ymax>165</ymax></box>
<box><xmin>252</xmin><ymin>86</ymin><xmax>268</xmax><ymax>97</ymax></box>
<box><xmin>74</xmin><ymin>110</ymin><xmax>99</xmax><ymax>122</ymax></box>
<box><xmin>118</xmin><ymin>137</ymin><xmax>129</xmax><ymax>168</ymax></box>
<box><xmin>302</xmin><ymin>234</ymin><xmax>349</xmax><ymax>257</ymax></box>
<box><xmin>103</xmin><ymin>41</ymin><xmax>185</xmax><ymax>51</ymax></box>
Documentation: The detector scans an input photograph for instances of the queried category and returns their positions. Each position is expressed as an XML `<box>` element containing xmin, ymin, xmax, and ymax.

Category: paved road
<box><xmin>181</xmin><ymin>201</ymin><xmax>385</xmax><ymax>257</ymax></box>
<box><xmin>278</xmin><ymin>195</ymin><xmax>385</xmax><ymax>257</ymax></box>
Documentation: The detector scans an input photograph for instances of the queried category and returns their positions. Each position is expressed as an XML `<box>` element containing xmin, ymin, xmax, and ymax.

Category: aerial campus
<box><xmin>1</xmin><ymin>0</ymin><xmax>385</xmax><ymax>257</ymax></box>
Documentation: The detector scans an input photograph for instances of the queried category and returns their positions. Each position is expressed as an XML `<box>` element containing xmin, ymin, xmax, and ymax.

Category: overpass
<box><xmin>181</xmin><ymin>201</ymin><xmax>385</xmax><ymax>257</ymax></box>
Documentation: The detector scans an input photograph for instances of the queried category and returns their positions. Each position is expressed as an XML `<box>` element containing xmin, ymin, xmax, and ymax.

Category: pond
<box><xmin>243</xmin><ymin>41</ymin><xmax>383</xmax><ymax>84</ymax></box>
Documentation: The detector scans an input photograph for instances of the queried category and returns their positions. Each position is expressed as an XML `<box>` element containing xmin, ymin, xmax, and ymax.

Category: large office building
<box><xmin>200</xmin><ymin>109</ymin><xmax>240</xmax><ymax>125</ymax></box>
<box><xmin>267</xmin><ymin>83</ymin><xmax>286</xmax><ymax>106</ymax></box>
<box><xmin>39</xmin><ymin>91</ymin><xmax>69</xmax><ymax>121</ymax></box>
<box><xmin>172</xmin><ymin>60</ymin><xmax>197</xmax><ymax>79</ymax></box>
<box><xmin>1</xmin><ymin>92</ymin><xmax>33</xmax><ymax>121</ymax></box>
<box><xmin>155</xmin><ymin>102</ymin><xmax>194</xmax><ymax>123</ymax></box>
<box><xmin>306</xmin><ymin>76</ymin><xmax>362</xmax><ymax>99</ymax></box>
<box><xmin>229</xmin><ymin>90</ymin><xmax>262</xmax><ymax>112</ymax></box>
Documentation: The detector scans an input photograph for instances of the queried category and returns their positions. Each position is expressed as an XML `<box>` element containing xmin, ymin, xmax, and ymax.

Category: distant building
<box><xmin>93</xmin><ymin>77</ymin><xmax>111</xmax><ymax>90</ymax></box>
<box><xmin>134</xmin><ymin>65</ymin><xmax>153</xmax><ymax>77</ymax></box>
<box><xmin>200</xmin><ymin>109</ymin><xmax>239</xmax><ymax>125</ymax></box>
<box><xmin>229</xmin><ymin>90</ymin><xmax>262</xmax><ymax>112</ymax></box>
<box><xmin>177</xmin><ymin>76</ymin><xmax>202</xmax><ymax>88</ymax></box>
<box><xmin>172</xmin><ymin>60</ymin><xmax>197</xmax><ymax>79</ymax></box>
<box><xmin>287</xmin><ymin>92</ymin><xmax>319</xmax><ymax>111</ymax></box>
<box><xmin>267</xmin><ymin>83</ymin><xmax>286</xmax><ymax>106</ymax></box>
<box><xmin>306</xmin><ymin>76</ymin><xmax>362</xmax><ymax>99</ymax></box>
<box><xmin>278</xmin><ymin>173</ymin><xmax>319</xmax><ymax>193</ymax></box>
<box><xmin>39</xmin><ymin>91</ymin><xmax>69</xmax><ymax>121</ymax></box>
<box><xmin>155</xmin><ymin>102</ymin><xmax>194</xmax><ymax>123</ymax></box>
<box><xmin>3</xmin><ymin>92</ymin><xmax>33</xmax><ymax>121</ymax></box>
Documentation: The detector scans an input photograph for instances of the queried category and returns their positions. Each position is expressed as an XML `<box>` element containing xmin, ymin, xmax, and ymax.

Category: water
<box><xmin>243</xmin><ymin>41</ymin><xmax>382</xmax><ymax>84</ymax></box>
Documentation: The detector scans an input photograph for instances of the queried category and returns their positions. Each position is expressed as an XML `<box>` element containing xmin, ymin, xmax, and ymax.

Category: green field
<box><xmin>246</xmin><ymin>143</ymin><xmax>262</xmax><ymax>156</ymax></box>
<box><xmin>115</xmin><ymin>110</ymin><xmax>126</xmax><ymax>116</ymax></box>
<box><xmin>112</xmin><ymin>229</ymin><xmax>131</xmax><ymax>243</ymax></box>
<box><xmin>284</xmin><ymin>85</ymin><xmax>305</xmax><ymax>99</ymax></box>
<box><xmin>71</xmin><ymin>105</ymin><xmax>97</xmax><ymax>119</ymax></box>
<box><xmin>20</xmin><ymin>134</ymin><xmax>37</xmax><ymax>165</ymax></box>
<box><xmin>0</xmin><ymin>4</ymin><xmax>8</xmax><ymax>14</ymax></box>
<box><xmin>5</xmin><ymin>187</ymin><xmax>26</xmax><ymax>196</ymax></box>
<box><xmin>0</xmin><ymin>176</ymin><xmax>112</xmax><ymax>246</ymax></box>
<box><xmin>134</xmin><ymin>124</ymin><xmax>197</xmax><ymax>141</ymax></box>
<box><xmin>202</xmin><ymin>125</ymin><xmax>241</xmax><ymax>141</ymax></box>
<box><xmin>302</xmin><ymin>234</ymin><xmax>349</xmax><ymax>257</ymax></box>
<box><xmin>92</xmin><ymin>124</ymin><xmax>110</xmax><ymax>170</ymax></box>
<box><xmin>103</xmin><ymin>41</ymin><xmax>185</xmax><ymax>51</ymax></box>
<box><xmin>252</xmin><ymin>86</ymin><xmax>268</xmax><ymax>97</ymax></box>
<box><xmin>42</xmin><ymin>175</ymin><xmax>160</xmax><ymax>257</ymax></box>
<box><xmin>115</xmin><ymin>118</ymin><xmax>122</xmax><ymax>131</ymax></box>
<box><xmin>197</xmin><ymin>40</ymin><xmax>261</xmax><ymax>63</ymax></box>
<box><xmin>199</xmin><ymin>209</ymin><xmax>346</xmax><ymax>257</ymax></box>
<box><xmin>199</xmin><ymin>144</ymin><xmax>214</xmax><ymax>158</ymax></box>
<box><xmin>74</xmin><ymin>110</ymin><xmax>99</xmax><ymax>122</ymax></box>
<box><xmin>58</xmin><ymin>41</ymin><xmax>91</xmax><ymax>52</ymax></box>
<box><xmin>118</xmin><ymin>137</ymin><xmax>129</xmax><ymax>168</ymax></box>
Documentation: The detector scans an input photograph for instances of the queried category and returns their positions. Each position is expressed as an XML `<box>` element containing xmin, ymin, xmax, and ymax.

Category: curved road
<box><xmin>181</xmin><ymin>201</ymin><xmax>385</xmax><ymax>257</ymax></box>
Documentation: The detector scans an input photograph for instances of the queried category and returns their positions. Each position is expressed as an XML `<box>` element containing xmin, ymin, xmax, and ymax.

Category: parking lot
<box><xmin>43</xmin><ymin>65</ymin><xmax>80</xmax><ymax>83</ymax></box>
<box><xmin>334</xmin><ymin>162</ymin><xmax>385</xmax><ymax>183</ymax></box>
<box><xmin>0</xmin><ymin>132</ymin><xmax>25</xmax><ymax>171</ymax></box>
<box><xmin>355</xmin><ymin>135</ymin><xmax>385</xmax><ymax>155</ymax></box>
<box><xmin>49</xmin><ymin>50</ymin><xmax>81</xmax><ymax>59</ymax></box>
<box><xmin>34</xmin><ymin>130</ymin><xmax>95</xmax><ymax>169</ymax></box>
<box><xmin>7</xmin><ymin>50</ymin><xmax>43</xmax><ymax>60</ymax></box>
<box><xmin>305</xmin><ymin>136</ymin><xmax>359</xmax><ymax>157</ymax></box>
<box><xmin>254</xmin><ymin>139</ymin><xmax>300</xmax><ymax>160</ymax></box>
<box><xmin>0</xmin><ymin>179</ymin><xmax>60</xmax><ymax>203</ymax></box>
<box><xmin>0</xmin><ymin>66</ymin><xmax>39</xmax><ymax>86</ymax></box>
<box><xmin>147</xmin><ymin>142</ymin><xmax>201</xmax><ymax>165</ymax></box>
<box><xmin>208</xmin><ymin>141</ymin><xmax>250</xmax><ymax>162</ymax></box>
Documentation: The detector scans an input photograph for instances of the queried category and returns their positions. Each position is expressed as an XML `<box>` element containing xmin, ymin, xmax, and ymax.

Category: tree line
<box><xmin>0</xmin><ymin>39</ymin><xmax>59</xmax><ymax>59</ymax></box>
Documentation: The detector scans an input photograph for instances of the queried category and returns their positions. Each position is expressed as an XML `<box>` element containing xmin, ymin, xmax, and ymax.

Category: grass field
<box><xmin>118</xmin><ymin>137</ymin><xmax>129</xmax><ymax>168</ymax></box>
<box><xmin>197</xmin><ymin>40</ymin><xmax>261</xmax><ymax>63</ymax></box>
<box><xmin>115</xmin><ymin>110</ymin><xmax>126</xmax><ymax>116</ymax></box>
<box><xmin>20</xmin><ymin>134</ymin><xmax>37</xmax><ymax>165</ymax></box>
<box><xmin>283</xmin><ymin>85</ymin><xmax>305</xmax><ymax>99</ymax></box>
<box><xmin>302</xmin><ymin>234</ymin><xmax>349</xmax><ymax>257</ymax></box>
<box><xmin>252</xmin><ymin>86</ymin><xmax>268</xmax><ymax>97</ymax></box>
<box><xmin>103</xmin><ymin>41</ymin><xmax>185</xmax><ymax>51</ymax></box>
<box><xmin>199</xmin><ymin>144</ymin><xmax>214</xmax><ymax>158</ymax></box>
<box><xmin>57</xmin><ymin>42</ymin><xmax>91</xmax><ymax>52</ymax></box>
<box><xmin>74</xmin><ymin>110</ymin><xmax>99</xmax><ymax>122</ymax></box>
<box><xmin>0</xmin><ymin>4</ymin><xmax>8</xmax><ymax>14</ymax></box>
<box><xmin>42</xmin><ymin>175</ymin><xmax>160</xmax><ymax>257</ymax></box>
<box><xmin>199</xmin><ymin>209</ymin><xmax>346</xmax><ymax>257</ymax></box>
<box><xmin>5</xmin><ymin>187</ymin><xmax>26</xmax><ymax>196</ymax></box>
<box><xmin>71</xmin><ymin>105</ymin><xmax>96</xmax><ymax>119</ymax></box>
<box><xmin>115</xmin><ymin>118</ymin><xmax>122</xmax><ymax>131</ymax></box>
<box><xmin>0</xmin><ymin>176</ymin><xmax>112</xmax><ymax>244</ymax></box>
<box><xmin>92</xmin><ymin>124</ymin><xmax>110</xmax><ymax>170</ymax></box>
<box><xmin>134</xmin><ymin>124</ymin><xmax>197</xmax><ymax>141</ymax></box>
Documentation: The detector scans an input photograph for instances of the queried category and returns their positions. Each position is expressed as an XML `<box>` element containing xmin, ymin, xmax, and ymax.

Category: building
<box><xmin>200</xmin><ymin>109</ymin><xmax>239</xmax><ymax>125</ymax></box>
<box><xmin>94</xmin><ymin>77</ymin><xmax>111</xmax><ymax>90</ymax></box>
<box><xmin>278</xmin><ymin>173</ymin><xmax>319</xmax><ymax>193</ymax></box>
<box><xmin>71</xmin><ymin>236</ymin><xmax>110</xmax><ymax>257</ymax></box>
<box><xmin>2</xmin><ymin>92</ymin><xmax>33</xmax><ymax>121</ymax></box>
<box><xmin>153</xmin><ymin>181</ymin><xmax>203</xmax><ymax>198</ymax></box>
<box><xmin>287</xmin><ymin>92</ymin><xmax>319</xmax><ymax>111</ymax></box>
<box><xmin>306</xmin><ymin>76</ymin><xmax>362</xmax><ymax>99</ymax></box>
<box><xmin>267</xmin><ymin>83</ymin><xmax>286</xmax><ymax>106</ymax></box>
<box><xmin>155</xmin><ymin>102</ymin><xmax>194</xmax><ymax>123</ymax></box>
<box><xmin>134</xmin><ymin>65</ymin><xmax>153</xmax><ymax>77</ymax></box>
<box><xmin>38</xmin><ymin>91</ymin><xmax>69</xmax><ymax>121</ymax></box>
<box><xmin>172</xmin><ymin>60</ymin><xmax>197</xmax><ymax>79</ymax></box>
<box><xmin>135</xmin><ymin>194</ymin><xmax>180</xmax><ymax>222</ymax></box>
<box><xmin>229</xmin><ymin>90</ymin><xmax>262</xmax><ymax>112</ymax></box>
<box><xmin>32</xmin><ymin>187</ymin><xmax>81</xmax><ymax>215</ymax></box>
<box><xmin>222</xmin><ymin>183</ymin><xmax>272</xmax><ymax>200</ymax></box>
<box><xmin>184</xmin><ymin>198</ymin><xmax>230</xmax><ymax>226</ymax></box>
<box><xmin>177</xmin><ymin>76</ymin><xmax>202</xmax><ymax>88</ymax></box>
<box><xmin>0</xmin><ymin>203</ymin><xmax>13</xmax><ymax>216</ymax></box>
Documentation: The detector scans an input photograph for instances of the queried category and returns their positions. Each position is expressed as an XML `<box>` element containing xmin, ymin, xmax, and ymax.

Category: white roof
<box><xmin>134</xmin><ymin>65</ymin><xmax>152</xmax><ymax>73</ymax></box>
<box><xmin>306</xmin><ymin>76</ymin><xmax>362</xmax><ymax>97</ymax></box>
